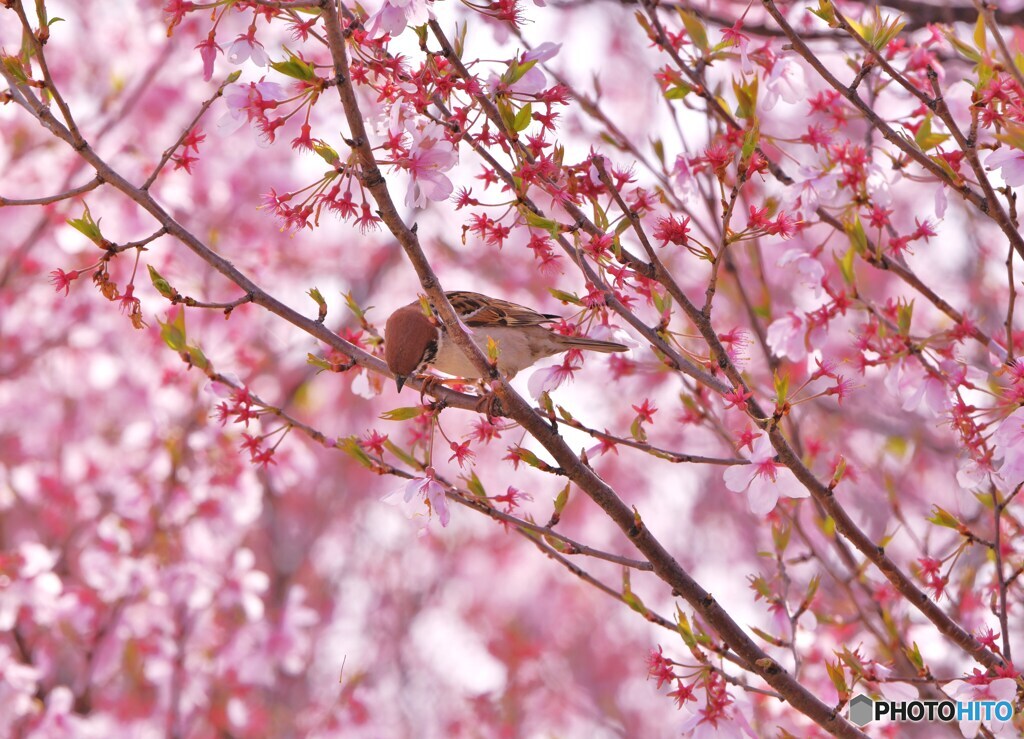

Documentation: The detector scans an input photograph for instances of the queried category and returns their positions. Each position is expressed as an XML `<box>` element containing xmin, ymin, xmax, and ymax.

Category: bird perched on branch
<box><xmin>384</xmin><ymin>291</ymin><xmax>628</xmax><ymax>391</ymax></box>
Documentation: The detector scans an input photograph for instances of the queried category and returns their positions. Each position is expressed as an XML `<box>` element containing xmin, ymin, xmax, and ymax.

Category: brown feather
<box><xmin>384</xmin><ymin>306</ymin><xmax>437</xmax><ymax>377</ymax></box>
<box><xmin>558</xmin><ymin>336</ymin><xmax>628</xmax><ymax>353</ymax></box>
<box><xmin>445</xmin><ymin>291</ymin><xmax>557</xmax><ymax>327</ymax></box>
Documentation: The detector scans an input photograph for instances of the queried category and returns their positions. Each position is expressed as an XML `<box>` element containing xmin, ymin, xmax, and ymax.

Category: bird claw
<box><xmin>418</xmin><ymin>375</ymin><xmax>446</xmax><ymax>406</ymax></box>
<box><xmin>473</xmin><ymin>389</ymin><xmax>502</xmax><ymax>419</ymax></box>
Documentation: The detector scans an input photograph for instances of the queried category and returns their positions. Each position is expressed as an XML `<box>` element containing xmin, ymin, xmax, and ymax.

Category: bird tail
<box><xmin>561</xmin><ymin>336</ymin><xmax>629</xmax><ymax>353</ymax></box>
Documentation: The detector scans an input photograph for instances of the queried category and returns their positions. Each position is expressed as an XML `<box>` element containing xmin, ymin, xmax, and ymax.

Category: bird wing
<box><xmin>445</xmin><ymin>291</ymin><xmax>558</xmax><ymax>327</ymax></box>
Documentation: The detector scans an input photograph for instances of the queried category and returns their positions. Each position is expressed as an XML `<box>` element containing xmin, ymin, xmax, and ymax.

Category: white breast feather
<box><xmin>431</xmin><ymin>326</ymin><xmax>564</xmax><ymax>379</ymax></box>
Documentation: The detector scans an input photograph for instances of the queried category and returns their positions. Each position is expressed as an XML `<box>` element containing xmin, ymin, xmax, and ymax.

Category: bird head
<box><xmin>384</xmin><ymin>305</ymin><xmax>437</xmax><ymax>392</ymax></box>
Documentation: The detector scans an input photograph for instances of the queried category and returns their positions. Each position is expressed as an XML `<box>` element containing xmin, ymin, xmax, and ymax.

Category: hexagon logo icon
<box><xmin>848</xmin><ymin>694</ymin><xmax>874</xmax><ymax>726</ymax></box>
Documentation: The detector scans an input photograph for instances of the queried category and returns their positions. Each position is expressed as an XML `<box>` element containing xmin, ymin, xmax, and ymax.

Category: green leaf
<box><xmin>821</xmin><ymin>515</ymin><xmax>836</xmax><ymax>537</ymax></box>
<box><xmin>548</xmin><ymin>288</ymin><xmax>581</xmax><ymax>306</ymax></box>
<box><xmin>307</xmin><ymin>287</ymin><xmax>327</xmax><ymax>322</ymax></box>
<box><xmin>750</xmin><ymin>625</ymin><xmax>782</xmax><ymax>645</ymax></box>
<box><xmin>379</xmin><ymin>406</ymin><xmax>423</xmax><ymax>421</ymax></box>
<box><xmin>343</xmin><ymin>291</ymin><xmax>371</xmax><ymax>321</ymax></box>
<box><xmin>973</xmin><ymin>14</ymin><xmax>988</xmax><ymax>53</ymax></box>
<box><xmin>652</xmin><ymin>290</ymin><xmax>673</xmax><ymax>316</ymax></box>
<box><xmin>803</xmin><ymin>575</ymin><xmax>821</xmax><ymax>607</ymax></box>
<box><xmin>1</xmin><ymin>53</ymin><xmax>30</xmax><ymax>84</ymax></box>
<box><xmin>732</xmin><ymin>76</ymin><xmax>759</xmax><ymax>120</ymax></box>
<box><xmin>506</xmin><ymin>58</ymin><xmax>538</xmax><ymax>85</ymax></box>
<box><xmin>825</xmin><ymin>660</ymin><xmax>848</xmax><ymax>696</ymax></box>
<box><xmin>621</xmin><ymin>569</ymin><xmax>648</xmax><ymax>615</ymax></box>
<box><xmin>306</xmin><ymin>353</ymin><xmax>334</xmax><ymax>372</ymax></box>
<box><xmin>865</xmin><ymin>11</ymin><xmax>905</xmax><ymax>51</ymax></box>
<box><xmin>186</xmin><ymin>344</ymin><xmax>209</xmax><ymax>371</ymax></box>
<box><xmin>512</xmin><ymin>102</ymin><xmax>533</xmax><ymax>133</ymax></box>
<box><xmin>67</xmin><ymin>203</ymin><xmax>105</xmax><ymax>246</ymax></box>
<box><xmin>158</xmin><ymin>309</ymin><xmax>187</xmax><ymax>352</ymax></box>
<box><xmin>453</xmin><ymin>20</ymin><xmax>467</xmax><ymax>59</ymax></box>
<box><xmin>927</xmin><ymin>505</ymin><xmax>961</xmax><ymax>529</ymax></box>
<box><xmin>553</xmin><ymin>483</ymin><xmax>570</xmax><ymax>515</ymax></box>
<box><xmin>651</xmin><ymin>138</ymin><xmax>665</xmax><ymax>165</ymax></box>
<box><xmin>520</xmin><ymin>207</ymin><xmax>560</xmax><ymax>234</ymax></box>
<box><xmin>774</xmin><ymin>370</ymin><xmax>790</xmax><ymax>405</ymax></box>
<box><xmin>904</xmin><ymin>641</ymin><xmax>924</xmax><ymax>670</ymax></box>
<box><xmin>543</xmin><ymin>534</ymin><xmax>572</xmax><ymax>553</ymax></box>
<box><xmin>677</xmin><ymin>9</ymin><xmax>709</xmax><ymax>53</ymax></box>
<box><xmin>913</xmin><ymin>114</ymin><xmax>950</xmax><ymax>152</ymax></box>
<box><xmin>941</xmin><ymin>27</ymin><xmax>982</xmax><ymax>63</ymax></box>
<box><xmin>748</xmin><ymin>574</ymin><xmax>773</xmax><ymax>599</ymax></box>
<box><xmin>835</xmin><ymin>245</ymin><xmax>856</xmax><ymax>287</ymax></box>
<box><xmin>496</xmin><ymin>99</ymin><xmax>517</xmax><ymax>132</ymax></box>
<box><xmin>463</xmin><ymin>470</ymin><xmax>488</xmax><ymax>499</ymax></box>
<box><xmin>270</xmin><ymin>52</ymin><xmax>317</xmax><ymax>82</ymax></box>
<box><xmin>831</xmin><ymin>456</ymin><xmax>847</xmax><ymax>487</ymax></box>
<box><xmin>845</xmin><ymin>214</ymin><xmax>868</xmax><ymax>256</ymax></box>
<box><xmin>664</xmin><ymin>83</ymin><xmax>692</xmax><ymax>100</ymax></box>
<box><xmin>741</xmin><ymin>122</ymin><xmax>760</xmax><ymax>160</ymax></box>
<box><xmin>147</xmin><ymin>265</ymin><xmax>175</xmax><ymax>299</ymax></box>
<box><xmin>896</xmin><ymin>298</ymin><xmax>914</xmax><ymax>337</ymax></box>
<box><xmin>511</xmin><ymin>446</ymin><xmax>545</xmax><ymax>469</ymax></box>
<box><xmin>340</xmin><ymin>436</ymin><xmax>376</xmax><ymax>469</ymax></box>
<box><xmin>808</xmin><ymin>0</ymin><xmax>839</xmax><ymax>28</ymax></box>
<box><xmin>675</xmin><ymin>607</ymin><xmax>697</xmax><ymax>647</ymax></box>
<box><xmin>772</xmin><ymin>521</ymin><xmax>791</xmax><ymax>552</ymax></box>
<box><xmin>312</xmin><ymin>140</ymin><xmax>340</xmax><ymax>165</ymax></box>
<box><xmin>634</xmin><ymin>11</ymin><xmax>653</xmax><ymax>39</ymax></box>
<box><xmin>384</xmin><ymin>439</ymin><xmax>420</xmax><ymax>468</ymax></box>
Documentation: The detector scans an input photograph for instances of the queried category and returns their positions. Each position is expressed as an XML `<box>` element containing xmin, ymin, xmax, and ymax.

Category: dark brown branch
<box><xmin>327</xmin><ymin>7</ymin><xmax>866</xmax><ymax>735</ymax></box>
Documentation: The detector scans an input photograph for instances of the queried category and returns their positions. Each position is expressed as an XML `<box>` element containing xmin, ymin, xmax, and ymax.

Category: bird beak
<box><xmin>395</xmin><ymin>374</ymin><xmax>407</xmax><ymax>392</ymax></box>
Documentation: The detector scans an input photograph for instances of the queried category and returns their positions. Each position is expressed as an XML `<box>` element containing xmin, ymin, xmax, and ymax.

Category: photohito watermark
<box><xmin>847</xmin><ymin>693</ymin><xmax>1015</xmax><ymax>727</ymax></box>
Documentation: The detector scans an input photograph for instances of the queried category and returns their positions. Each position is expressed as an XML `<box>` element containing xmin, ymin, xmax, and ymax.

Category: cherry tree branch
<box><xmin>427</xmin><ymin>7</ymin><xmax>1008</xmax><ymax>679</ymax></box>
<box><xmin>0</xmin><ymin>175</ymin><xmax>103</xmax><ymax>206</ymax></box>
<box><xmin>323</xmin><ymin>4</ymin><xmax>868</xmax><ymax>735</ymax></box>
<box><xmin>760</xmin><ymin>0</ymin><xmax>1024</xmax><ymax>264</ymax></box>
<box><xmin>0</xmin><ymin>67</ymin><xmax>487</xmax><ymax>416</ymax></box>
<box><xmin>638</xmin><ymin>0</ymin><xmax>1004</xmax><ymax>359</ymax></box>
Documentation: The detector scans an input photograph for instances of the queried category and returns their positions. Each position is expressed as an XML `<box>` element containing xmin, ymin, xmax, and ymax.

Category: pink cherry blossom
<box><xmin>986</xmin><ymin>146</ymin><xmax>1024</xmax><ymax>187</ymax></box>
<box><xmin>523</xmin><ymin>42</ymin><xmax>561</xmax><ymax>65</ymax></box>
<box><xmin>724</xmin><ymin>434</ymin><xmax>809</xmax><ymax>516</ymax></box>
<box><xmin>762</xmin><ymin>56</ymin><xmax>807</xmax><ymax>110</ymax></box>
<box><xmin>943</xmin><ymin>674</ymin><xmax>1017</xmax><ymax>738</ymax></box>
<box><xmin>766</xmin><ymin>312</ymin><xmax>807</xmax><ymax>361</ymax></box>
<box><xmin>366</xmin><ymin>0</ymin><xmax>429</xmax><ymax>39</ymax></box>
<box><xmin>195</xmin><ymin>34</ymin><xmax>221</xmax><ymax>82</ymax></box>
<box><xmin>397</xmin><ymin>123</ymin><xmax>458</xmax><ymax>208</ymax></box>
<box><xmin>227</xmin><ymin>29</ymin><xmax>269</xmax><ymax>67</ymax></box>
<box><xmin>220</xmin><ymin>79</ymin><xmax>286</xmax><ymax>134</ymax></box>
<box><xmin>992</xmin><ymin>406</ymin><xmax>1024</xmax><ymax>486</ymax></box>
<box><xmin>883</xmin><ymin>358</ymin><xmax>948</xmax><ymax>414</ymax></box>
<box><xmin>384</xmin><ymin>468</ymin><xmax>451</xmax><ymax>527</ymax></box>
<box><xmin>777</xmin><ymin>249</ymin><xmax>824</xmax><ymax>298</ymax></box>
<box><xmin>527</xmin><ymin>357</ymin><xmax>579</xmax><ymax>399</ymax></box>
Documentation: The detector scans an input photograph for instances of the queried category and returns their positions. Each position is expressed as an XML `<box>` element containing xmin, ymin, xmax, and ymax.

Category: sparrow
<box><xmin>384</xmin><ymin>290</ymin><xmax>628</xmax><ymax>391</ymax></box>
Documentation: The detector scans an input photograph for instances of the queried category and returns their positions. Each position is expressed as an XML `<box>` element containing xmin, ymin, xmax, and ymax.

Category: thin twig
<box><xmin>0</xmin><ymin>175</ymin><xmax>103</xmax><ymax>207</ymax></box>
